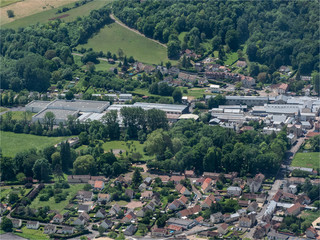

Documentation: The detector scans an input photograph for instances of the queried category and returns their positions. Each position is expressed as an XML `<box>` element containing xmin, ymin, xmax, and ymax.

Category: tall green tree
<box><xmin>32</xmin><ymin>158</ymin><xmax>51</xmax><ymax>181</ymax></box>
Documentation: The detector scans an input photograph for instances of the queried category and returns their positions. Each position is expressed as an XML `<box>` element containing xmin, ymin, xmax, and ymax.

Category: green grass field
<box><xmin>0</xmin><ymin>0</ymin><xmax>22</xmax><ymax>7</ymax></box>
<box><xmin>102</xmin><ymin>140</ymin><xmax>150</xmax><ymax>159</ymax></box>
<box><xmin>0</xmin><ymin>131</ymin><xmax>71</xmax><ymax>157</ymax></box>
<box><xmin>2</xmin><ymin>0</ymin><xmax>111</xmax><ymax>29</ymax></box>
<box><xmin>80</xmin><ymin>22</ymin><xmax>169</xmax><ymax>65</ymax></box>
<box><xmin>30</xmin><ymin>184</ymin><xmax>84</xmax><ymax>212</ymax></box>
<box><xmin>3</xmin><ymin>111</ymin><xmax>34</xmax><ymax>121</ymax></box>
<box><xmin>291</xmin><ymin>152</ymin><xmax>320</xmax><ymax>169</ymax></box>
<box><xmin>73</xmin><ymin>54</ymin><xmax>115</xmax><ymax>72</ymax></box>
<box><xmin>179</xmin><ymin>87</ymin><xmax>213</xmax><ymax>99</ymax></box>
<box><xmin>15</xmin><ymin>226</ymin><xmax>49</xmax><ymax>240</ymax></box>
<box><xmin>0</xmin><ymin>107</ymin><xmax>8</xmax><ymax>113</ymax></box>
<box><xmin>224</xmin><ymin>51</ymin><xmax>238</xmax><ymax>66</ymax></box>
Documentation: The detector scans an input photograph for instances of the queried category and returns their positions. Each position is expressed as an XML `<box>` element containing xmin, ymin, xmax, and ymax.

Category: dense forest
<box><xmin>146</xmin><ymin>120</ymin><xmax>289</xmax><ymax>176</ymax></box>
<box><xmin>113</xmin><ymin>0</ymin><xmax>319</xmax><ymax>74</ymax></box>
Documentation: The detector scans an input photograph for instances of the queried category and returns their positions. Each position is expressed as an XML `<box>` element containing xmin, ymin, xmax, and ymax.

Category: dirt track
<box><xmin>110</xmin><ymin>13</ymin><xmax>167</xmax><ymax>49</ymax></box>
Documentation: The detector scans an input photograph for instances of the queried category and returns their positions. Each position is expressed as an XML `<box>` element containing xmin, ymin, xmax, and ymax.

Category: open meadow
<box><xmin>0</xmin><ymin>0</ymin><xmax>22</xmax><ymax>8</ymax></box>
<box><xmin>2</xmin><ymin>0</ymin><xmax>111</xmax><ymax>29</ymax></box>
<box><xmin>291</xmin><ymin>152</ymin><xmax>320</xmax><ymax>169</ymax></box>
<box><xmin>80</xmin><ymin>22</ymin><xmax>170</xmax><ymax>65</ymax></box>
<box><xmin>0</xmin><ymin>131</ymin><xmax>71</xmax><ymax>157</ymax></box>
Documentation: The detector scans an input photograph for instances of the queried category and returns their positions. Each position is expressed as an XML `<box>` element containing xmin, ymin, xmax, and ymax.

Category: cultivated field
<box><xmin>0</xmin><ymin>131</ymin><xmax>71</xmax><ymax>157</ymax></box>
<box><xmin>2</xmin><ymin>0</ymin><xmax>111</xmax><ymax>29</ymax></box>
<box><xmin>80</xmin><ymin>22</ymin><xmax>170</xmax><ymax>65</ymax></box>
<box><xmin>291</xmin><ymin>152</ymin><xmax>320</xmax><ymax>169</ymax></box>
<box><xmin>0</xmin><ymin>0</ymin><xmax>78</xmax><ymax>25</ymax></box>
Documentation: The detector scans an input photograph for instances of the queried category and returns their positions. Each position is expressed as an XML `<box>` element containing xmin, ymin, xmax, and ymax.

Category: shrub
<box><xmin>39</xmin><ymin>195</ymin><xmax>50</xmax><ymax>201</ymax></box>
<box><xmin>7</xmin><ymin>10</ymin><xmax>14</xmax><ymax>18</ymax></box>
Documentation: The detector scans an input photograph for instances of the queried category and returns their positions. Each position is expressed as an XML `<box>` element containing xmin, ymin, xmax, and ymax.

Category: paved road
<box><xmin>109</xmin><ymin>14</ymin><xmax>167</xmax><ymax>48</ymax></box>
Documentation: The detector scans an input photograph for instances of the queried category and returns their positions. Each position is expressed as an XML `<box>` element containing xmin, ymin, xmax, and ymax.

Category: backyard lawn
<box><xmin>80</xmin><ymin>22</ymin><xmax>169</xmax><ymax>65</ymax></box>
<box><xmin>291</xmin><ymin>152</ymin><xmax>320</xmax><ymax>169</ymax></box>
<box><xmin>15</xmin><ymin>226</ymin><xmax>49</xmax><ymax>240</ymax></box>
<box><xmin>0</xmin><ymin>131</ymin><xmax>72</xmax><ymax>157</ymax></box>
<box><xmin>29</xmin><ymin>184</ymin><xmax>85</xmax><ymax>212</ymax></box>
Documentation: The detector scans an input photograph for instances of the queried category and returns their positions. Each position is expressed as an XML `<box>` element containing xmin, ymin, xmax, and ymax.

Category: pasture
<box><xmin>291</xmin><ymin>152</ymin><xmax>320</xmax><ymax>169</ymax></box>
<box><xmin>0</xmin><ymin>131</ymin><xmax>71</xmax><ymax>157</ymax></box>
<box><xmin>80</xmin><ymin>22</ymin><xmax>170</xmax><ymax>65</ymax></box>
<box><xmin>2</xmin><ymin>0</ymin><xmax>111</xmax><ymax>29</ymax></box>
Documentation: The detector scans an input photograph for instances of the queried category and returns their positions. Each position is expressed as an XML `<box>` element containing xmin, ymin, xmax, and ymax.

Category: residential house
<box><xmin>98</xmin><ymin>193</ymin><xmax>110</xmax><ymax>202</ymax></box>
<box><xmin>238</xmin><ymin>209</ymin><xmax>247</xmax><ymax>217</ymax></box>
<box><xmin>73</xmin><ymin>212</ymin><xmax>90</xmax><ymax>226</ymax></box>
<box><xmin>306</xmin><ymin>227</ymin><xmax>318</xmax><ymax>239</ymax></box>
<box><xmin>137</xmin><ymin>207</ymin><xmax>148</xmax><ymax>217</ymax></box>
<box><xmin>124</xmin><ymin>224</ymin><xmax>137</xmax><ymax>236</ymax></box>
<box><xmin>241</xmin><ymin>76</ymin><xmax>256</xmax><ymax>88</ymax></box>
<box><xmin>227</xmin><ymin>212</ymin><xmax>240</xmax><ymax>223</ymax></box>
<box><xmin>167</xmin><ymin>224</ymin><xmax>183</xmax><ymax>234</ymax></box>
<box><xmin>296</xmin><ymin>194</ymin><xmax>311</xmax><ymax>205</ymax></box>
<box><xmin>76</xmin><ymin>191</ymin><xmax>93</xmax><ymax>201</ymax></box>
<box><xmin>248</xmin><ymin>173</ymin><xmax>265</xmax><ymax>193</ymax></box>
<box><xmin>109</xmin><ymin>204</ymin><xmax>121</xmax><ymax>216</ymax></box>
<box><xmin>227</xmin><ymin>186</ymin><xmax>242</xmax><ymax>196</ymax></box>
<box><xmin>238</xmin><ymin>200</ymin><xmax>249</xmax><ymax>207</ymax></box>
<box><xmin>168</xmin><ymin>199</ymin><xmax>182</xmax><ymax>211</ymax></box>
<box><xmin>141</xmin><ymin>190</ymin><xmax>153</xmax><ymax>200</ymax></box>
<box><xmin>237</xmin><ymin>61</ymin><xmax>247</xmax><ymax>68</ymax></box>
<box><xmin>194</xmin><ymin>177</ymin><xmax>205</xmax><ymax>186</ymax></box>
<box><xmin>170</xmin><ymin>175</ymin><xmax>185</xmax><ymax>184</ymax></box>
<box><xmin>68</xmin><ymin>175</ymin><xmax>91</xmax><ymax>184</ymax></box>
<box><xmin>286</xmin><ymin>203</ymin><xmax>303</xmax><ymax>216</ymax></box>
<box><xmin>94</xmin><ymin>180</ymin><xmax>104</xmax><ymax>190</ymax></box>
<box><xmin>44</xmin><ymin>225</ymin><xmax>56</xmax><ymax>234</ymax></box>
<box><xmin>78</xmin><ymin>204</ymin><xmax>92</xmax><ymax>213</ymax></box>
<box><xmin>122</xmin><ymin>211</ymin><xmax>137</xmax><ymax>223</ymax></box>
<box><xmin>288</xmin><ymin>185</ymin><xmax>297</xmax><ymax>194</ymax></box>
<box><xmin>177</xmin><ymin>205</ymin><xmax>201</xmax><ymax>218</ymax></box>
<box><xmin>100</xmin><ymin>219</ymin><xmax>113</xmax><ymax>230</ymax></box>
<box><xmin>176</xmin><ymin>184</ymin><xmax>191</xmax><ymax>196</ymax></box>
<box><xmin>26</xmin><ymin>221</ymin><xmax>40</xmax><ymax>229</ymax></box>
<box><xmin>267</xmin><ymin>230</ymin><xmax>289</xmax><ymax>240</ymax></box>
<box><xmin>145</xmin><ymin>202</ymin><xmax>156</xmax><ymax>211</ymax></box>
<box><xmin>201</xmin><ymin>178</ymin><xmax>213</xmax><ymax>193</ymax></box>
<box><xmin>271</xmin><ymin>216</ymin><xmax>284</xmax><ymax>225</ymax></box>
<box><xmin>218</xmin><ymin>223</ymin><xmax>229</xmax><ymax>235</ymax></box>
<box><xmin>185</xmin><ymin>170</ymin><xmax>195</xmax><ymax>178</ymax></box>
<box><xmin>139</xmin><ymin>183</ymin><xmax>147</xmax><ymax>191</ymax></box>
<box><xmin>178</xmin><ymin>195</ymin><xmax>188</xmax><ymax>206</ymax></box>
<box><xmin>11</xmin><ymin>219</ymin><xmax>22</xmax><ymax>228</ymax></box>
<box><xmin>279</xmin><ymin>66</ymin><xmax>290</xmax><ymax>73</ymax></box>
<box><xmin>203</xmin><ymin>172</ymin><xmax>220</xmax><ymax>180</ymax></box>
<box><xmin>210</xmin><ymin>212</ymin><xmax>223</xmax><ymax>224</ymax></box>
<box><xmin>248</xmin><ymin>201</ymin><xmax>258</xmax><ymax>212</ymax></box>
<box><xmin>201</xmin><ymin>194</ymin><xmax>216</xmax><ymax>209</ymax></box>
<box><xmin>125</xmin><ymin>189</ymin><xmax>135</xmax><ymax>199</ymax></box>
<box><xmin>278</xmin><ymin>83</ymin><xmax>289</xmax><ymax>95</ymax></box>
<box><xmin>158</xmin><ymin>175</ymin><xmax>170</xmax><ymax>183</ymax></box>
<box><xmin>52</xmin><ymin>214</ymin><xmax>63</xmax><ymax>224</ymax></box>
<box><xmin>152</xmin><ymin>228</ymin><xmax>168</xmax><ymax>237</ymax></box>
<box><xmin>239</xmin><ymin>217</ymin><xmax>253</xmax><ymax>228</ymax></box>
<box><xmin>144</xmin><ymin>177</ymin><xmax>152</xmax><ymax>185</ymax></box>
<box><xmin>60</xmin><ymin>226</ymin><xmax>74</xmax><ymax>235</ymax></box>
<box><xmin>95</xmin><ymin>208</ymin><xmax>107</xmax><ymax>218</ymax></box>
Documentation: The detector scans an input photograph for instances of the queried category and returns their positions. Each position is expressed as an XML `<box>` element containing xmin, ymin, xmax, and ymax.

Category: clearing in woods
<box><xmin>79</xmin><ymin>22</ymin><xmax>170</xmax><ymax>65</ymax></box>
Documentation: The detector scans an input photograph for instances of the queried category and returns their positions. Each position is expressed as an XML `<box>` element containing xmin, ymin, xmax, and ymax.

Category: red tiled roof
<box><xmin>201</xmin><ymin>178</ymin><xmax>212</xmax><ymax>191</ymax></box>
<box><xmin>196</xmin><ymin>216</ymin><xmax>204</xmax><ymax>222</ymax></box>
<box><xmin>178</xmin><ymin>196</ymin><xmax>188</xmax><ymax>205</ymax></box>
<box><xmin>94</xmin><ymin>180</ymin><xmax>104</xmax><ymax>189</ymax></box>
<box><xmin>167</xmin><ymin>225</ymin><xmax>182</xmax><ymax>231</ymax></box>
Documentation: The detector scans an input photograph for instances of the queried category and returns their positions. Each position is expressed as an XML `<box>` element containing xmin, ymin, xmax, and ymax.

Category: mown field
<box><xmin>80</xmin><ymin>22</ymin><xmax>169</xmax><ymax>65</ymax></box>
<box><xmin>291</xmin><ymin>152</ymin><xmax>320</xmax><ymax>169</ymax></box>
<box><xmin>2</xmin><ymin>0</ymin><xmax>111</xmax><ymax>29</ymax></box>
<box><xmin>0</xmin><ymin>131</ymin><xmax>71</xmax><ymax>157</ymax></box>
